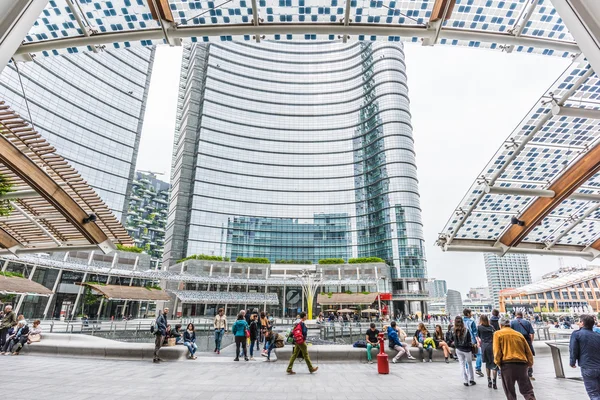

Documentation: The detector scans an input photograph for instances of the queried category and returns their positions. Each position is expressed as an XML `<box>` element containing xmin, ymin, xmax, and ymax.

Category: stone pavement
<box><xmin>1</xmin><ymin>352</ymin><xmax>586</xmax><ymax>400</ymax></box>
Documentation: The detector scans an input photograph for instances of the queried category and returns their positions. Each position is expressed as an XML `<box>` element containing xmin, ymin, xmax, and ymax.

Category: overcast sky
<box><xmin>137</xmin><ymin>43</ymin><xmax>585</xmax><ymax>297</ymax></box>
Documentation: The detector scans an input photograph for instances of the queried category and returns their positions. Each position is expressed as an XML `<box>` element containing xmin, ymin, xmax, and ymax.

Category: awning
<box><xmin>0</xmin><ymin>275</ymin><xmax>53</xmax><ymax>296</ymax></box>
<box><xmin>317</xmin><ymin>292</ymin><xmax>379</xmax><ymax>305</ymax></box>
<box><xmin>82</xmin><ymin>284</ymin><xmax>170</xmax><ymax>301</ymax></box>
<box><xmin>170</xmin><ymin>290</ymin><xmax>279</xmax><ymax>305</ymax></box>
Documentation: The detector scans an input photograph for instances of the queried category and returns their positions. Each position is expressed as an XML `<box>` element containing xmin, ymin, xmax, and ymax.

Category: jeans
<box><xmin>250</xmin><ymin>339</ymin><xmax>257</xmax><ymax>357</ymax></box>
<box><xmin>392</xmin><ymin>344</ymin><xmax>407</xmax><ymax>362</ymax></box>
<box><xmin>457</xmin><ymin>349</ymin><xmax>475</xmax><ymax>384</ymax></box>
<box><xmin>366</xmin><ymin>343</ymin><xmax>379</xmax><ymax>361</ymax></box>
<box><xmin>153</xmin><ymin>334</ymin><xmax>164</xmax><ymax>361</ymax></box>
<box><xmin>184</xmin><ymin>342</ymin><xmax>198</xmax><ymax>357</ymax></box>
<box><xmin>214</xmin><ymin>329</ymin><xmax>224</xmax><ymax>351</ymax></box>
<box><xmin>0</xmin><ymin>328</ymin><xmax>9</xmax><ymax>350</ymax></box>
<box><xmin>287</xmin><ymin>343</ymin><xmax>314</xmax><ymax>372</ymax></box>
<box><xmin>267</xmin><ymin>342</ymin><xmax>275</xmax><ymax>359</ymax></box>
<box><xmin>418</xmin><ymin>343</ymin><xmax>433</xmax><ymax>361</ymax></box>
<box><xmin>582</xmin><ymin>368</ymin><xmax>600</xmax><ymax>400</ymax></box>
<box><xmin>234</xmin><ymin>336</ymin><xmax>247</xmax><ymax>359</ymax></box>
<box><xmin>476</xmin><ymin>347</ymin><xmax>482</xmax><ymax>371</ymax></box>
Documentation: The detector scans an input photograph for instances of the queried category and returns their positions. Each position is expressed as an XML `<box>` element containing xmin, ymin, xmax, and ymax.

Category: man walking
<box><xmin>287</xmin><ymin>312</ymin><xmax>318</xmax><ymax>374</ymax></box>
<box><xmin>510</xmin><ymin>311</ymin><xmax>536</xmax><ymax>380</ymax></box>
<box><xmin>463</xmin><ymin>308</ymin><xmax>484</xmax><ymax>377</ymax></box>
<box><xmin>0</xmin><ymin>305</ymin><xmax>16</xmax><ymax>350</ymax></box>
<box><xmin>570</xmin><ymin>314</ymin><xmax>600</xmax><ymax>400</ymax></box>
<box><xmin>153</xmin><ymin>307</ymin><xmax>168</xmax><ymax>363</ymax></box>
<box><xmin>494</xmin><ymin>318</ymin><xmax>535</xmax><ymax>400</ymax></box>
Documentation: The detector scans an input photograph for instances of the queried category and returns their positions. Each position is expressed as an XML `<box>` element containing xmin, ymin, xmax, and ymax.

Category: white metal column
<box><xmin>43</xmin><ymin>269</ymin><xmax>62</xmax><ymax>319</ymax></box>
<box><xmin>0</xmin><ymin>0</ymin><xmax>48</xmax><ymax>74</ymax></box>
<box><xmin>551</xmin><ymin>0</ymin><xmax>600</xmax><ymax>73</ymax></box>
<box><xmin>71</xmin><ymin>272</ymin><xmax>88</xmax><ymax>319</ymax></box>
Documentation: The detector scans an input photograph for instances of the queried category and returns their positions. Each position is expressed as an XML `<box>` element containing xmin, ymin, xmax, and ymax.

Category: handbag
<box><xmin>471</xmin><ymin>343</ymin><xmax>478</xmax><ymax>355</ymax></box>
<box><xmin>245</xmin><ymin>329</ymin><xmax>250</xmax><ymax>338</ymax></box>
<box><xmin>28</xmin><ymin>334</ymin><xmax>41</xmax><ymax>343</ymax></box>
<box><xmin>166</xmin><ymin>337</ymin><xmax>176</xmax><ymax>347</ymax></box>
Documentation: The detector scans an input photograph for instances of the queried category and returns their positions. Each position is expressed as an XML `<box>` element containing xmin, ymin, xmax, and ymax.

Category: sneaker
<box><xmin>463</xmin><ymin>383</ymin><xmax>469</xmax><ymax>387</ymax></box>
<box><xmin>469</xmin><ymin>381</ymin><xmax>476</xmax><ymax>386</ymax></box>
<box><xmin>493</xmin><ymin>382</ymin><xmax>498</xmax><ymax>390</ymax></box>
<box><xmin>422</xmin><ymin>359</ymin><xmax>426</xmax><ymax>363</ymax></box>
<box><xmin>245</xmin><ymin>357</ymin><xmax>249</xmax><ymax>361</ymax></box>
<box><xmin>250</xmin><ymin>357</ymin><xmax>255</xmax><ymax>361</ymax></box>
<box><xmin>192</xmin><ymin>356</ymin><xmax>197</xmax><ymax>360</ymax></box>
<box><xmin>234</xmin><ymin>358</ymin><xmax>239</xmax><ymax>362</ymax></box>
<box><xmin>287</xmin><ymin>370</ymin><xmax>296</xmax><ymax>375</ymax></box>
<box><xmin>214</xmin><ymin>348</ymin><xmax>217</xmax><ymax>352</ymax></box>
<box><xmin>488</xmin><ymin>379</ymin><xmax>492</xmax><ymax>388</ymax></box>
<box><xmin>476</xmin><ymin>370</ymin><xmax>484</xmax><ymax>377</ymax></box>
<box><xmin>529</xmin><ymin>376</ymin><xmax>535</xmax><ymax>381</ymax></box>
<box><xmin>217</xmin><ymin>350</ymin><xmax>220</xmax><ymax>355</ymax></box>
<box><xmin>429</xmin><ymin>359</ymin><xmax>433</xmax><ymax>363</ymax></box>
<box><xmin>153</xmin><ymin>359</ymin><xmax>160</xmax><ymax>363</ymax></box>
<box><xmin>310</xmin><ymin>367</ymin><xmax>319</xmax><ymax>374</ymax></box>
<box><xmin>261</xmin><ymin>352</ymin><xmax>268</xmax><ymax>357</ymax></box>
<box><xmin>445</xmin><ymin>358</ymin><xmax>449</xmax><ymax>364</ymax></box>
<box><xmin>407</xmin><ymin>354</ymin><xmax>416</xmax><ymax>360</ymax></box>
<box><xmin>266</xmin><ymin>358</ymin><xmax>270</xmax><ymax>362</ymax></box>
<box><xmin>392</xmin><ymin>359</ymin><xmax>397</xmax><ymax>364</ymax></box>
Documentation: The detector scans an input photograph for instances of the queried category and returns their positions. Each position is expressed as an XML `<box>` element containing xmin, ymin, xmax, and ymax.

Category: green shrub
<box><xmin>318</xmin><ymin>258</ymin><xmax>345</xmax><ymax>264</ymax></box>
<box><xmin>348</xmin><ymin>257</ymin><xmax>385</xmax><ymax>264</ymax></box>
<box><xmin>145</xmin><ymin>284</ymin><xmax>162</xmax><ymax>290</ymax></box>
<box><xmin>275</xmin><ymin>259</ymin><xmax>312</xmax><ymax>264</ymax></box>
<box><xmin>177</xmin><ymin>254</ymin><xmax>230</xmax><ymax>263</ymax></box>
<box><xmin>235</xmin><ymin>257</ymin><xmax>270</xmax><ymax>264</ymax></box>
<box><xmin>0</xmin><ymin>271</ymin><xmax>24</xmax><ymax>278</ymax></box>
<box><xmin>116</xmin><ymin>244</ymin><xmax>143</xmax><ymax>253</ymax></box>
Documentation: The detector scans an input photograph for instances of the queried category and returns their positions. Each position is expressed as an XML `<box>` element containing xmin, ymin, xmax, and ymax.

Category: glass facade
<box><xmin>0</xmin><ymin>48</ymin><xmax>155</xmax><ymax>221</ymax></box>
<box><xmin>164</xmin><ymin>41</ymin><xmax>426</xmax><ymax>282</ymax></box>
<box><xmin>485</xmin><ymin>253</ymin><xmax>532</xmax><ymax>308</ymax></box>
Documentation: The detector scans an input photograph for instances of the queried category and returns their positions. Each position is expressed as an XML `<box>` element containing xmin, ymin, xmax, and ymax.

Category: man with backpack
<box><xmin>153</xmin><ymin>307</ymin><xmax>168</xmax><ymax>363</ymax></box>
<box><xmin>286</xmin><ymin>312</ymin><xmax>318</xmax><ymax>375</ymax></box>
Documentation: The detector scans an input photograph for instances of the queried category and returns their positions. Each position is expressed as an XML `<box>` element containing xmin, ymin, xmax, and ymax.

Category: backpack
<box><xmin>292</xmin><ymin>323</ymin><xmax>305</xmax><ymax>345</ymax></box>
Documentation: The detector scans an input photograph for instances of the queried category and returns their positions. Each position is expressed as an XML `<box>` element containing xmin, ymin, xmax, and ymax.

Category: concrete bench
<box><xmin>21</xmin><ymin>333</ymin><xmax>188</xmax><ymax>361</ymax></box>
<box><xmin>275</xmin><ymin>344</ymin><xmax>449</xmax><ymax>363</ymax></box>
<box><xmin>275</xmin><ymin>340</ymin><xmax>552</xmax><ymax>363</ymax></box>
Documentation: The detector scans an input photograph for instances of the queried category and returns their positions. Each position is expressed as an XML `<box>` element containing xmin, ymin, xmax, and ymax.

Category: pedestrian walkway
<box><xmin>0</xmin><ymin>353</ymin><xmax>586</xmax><ymax>399</ymax></box>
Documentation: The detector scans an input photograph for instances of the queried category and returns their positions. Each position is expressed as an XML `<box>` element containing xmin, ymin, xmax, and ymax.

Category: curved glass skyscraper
<box><xmin>165</xmin><ymin>42</ymin><xmax>427</xmax><ymax>311</ymax></box>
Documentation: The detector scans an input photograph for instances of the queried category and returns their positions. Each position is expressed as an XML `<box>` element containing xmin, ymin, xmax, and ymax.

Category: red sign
<box><xmin>379</xmin><ymin>293</ymin><xmax>392</xmax><ymax>301</ymax></box>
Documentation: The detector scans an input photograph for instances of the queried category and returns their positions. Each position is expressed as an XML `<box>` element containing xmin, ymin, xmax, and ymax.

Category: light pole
<box><xmin>298</xmin><ymin>268</ymin><xmax>323</xmax><ymax>320</ymax></box>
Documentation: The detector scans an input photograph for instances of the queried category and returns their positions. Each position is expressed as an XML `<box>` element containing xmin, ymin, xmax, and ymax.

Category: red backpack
<box><xmin>292</xmin><ymin>323</ymin><xmax>305</xmax><ymax>345</ymax></box>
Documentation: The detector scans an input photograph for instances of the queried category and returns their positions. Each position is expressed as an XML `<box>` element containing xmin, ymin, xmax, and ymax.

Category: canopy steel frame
<box><xmin>445</xmin><ymin>67</ymin><xmax>594</xmax><ymax>246</ymax></box>
<box><xmin>14</xmin><ymin>23</ymin><xmax>580</xmax><ymax>57</ymax></box>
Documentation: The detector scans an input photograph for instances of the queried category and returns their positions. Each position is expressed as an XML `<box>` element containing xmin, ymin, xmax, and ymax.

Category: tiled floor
<box><xmin>1</xmin><ymin>351</ymin><xmax>587</xmax><ymax>400</ymax></box>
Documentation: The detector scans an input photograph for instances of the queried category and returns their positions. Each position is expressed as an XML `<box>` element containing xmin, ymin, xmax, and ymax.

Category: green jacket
<box><xmin>0</xmin><ymin>311</ymin><xmax>16</xmax><ymax>330</ymax></box>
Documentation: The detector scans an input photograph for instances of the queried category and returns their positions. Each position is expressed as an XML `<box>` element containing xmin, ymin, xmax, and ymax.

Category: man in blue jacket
<box><xmin>463</xmin><ymin>309</ymin><xmax>483</xmax><ymax>377</ymax></box>
<box><xmin>570</xmin><ymin>314</ymin><xmax>600</xmax><ymax>400</ymax></box>
<box><xmin>153</xmin><ymin>307</ymin><xmax>168</xmax><ymax>363</ymax></box>
<box><xmin>387</xmin><ymin>321</ymin><xmax>415</xmax><ymax>363</ymax></box>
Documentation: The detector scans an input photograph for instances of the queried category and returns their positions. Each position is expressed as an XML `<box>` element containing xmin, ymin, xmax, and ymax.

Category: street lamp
<box><xmin>298</xmin><ymin>268</ymin><xmax>323</xmax><ymax>321</ymax></box>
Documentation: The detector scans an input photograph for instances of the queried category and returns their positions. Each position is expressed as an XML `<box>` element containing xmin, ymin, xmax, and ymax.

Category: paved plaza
<box><xmin>1</xmin><ymin>350</ymin><xmax>586</xmax><ymax>400</ymax></box>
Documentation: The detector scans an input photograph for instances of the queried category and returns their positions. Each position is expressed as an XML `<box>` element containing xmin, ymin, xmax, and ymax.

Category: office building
<box><xmin>446</xmin><ymin>289</ymin><xmax>463</xmax><ymax>317</ymax></box>
<box><xmin>164</xmin><ymin>42</ymin><xmax>428</xmax><ymax>314</ymax></box>
<box><xmin>484</xmin><ymin>253</ymin><xmax>532</xmax><ymax>308</ymax></box>
<box><xmin>426</xmin><ymin>279</ymin><xmax>447</xmax><ymax>299</ymax></box>
<box><xmin>0</xmin><ymin>48</ymin><xmax>155</xmax><ymax>221</ymax></box>
<box><xmin>500</xmin><ymin>266</ymin><xmax>600</xmax><ymax>313</ymax></box>
<box><xmin>125</xmin><ymin>171</ymin><xmax>170</xmax><ymax>263</ymax></box>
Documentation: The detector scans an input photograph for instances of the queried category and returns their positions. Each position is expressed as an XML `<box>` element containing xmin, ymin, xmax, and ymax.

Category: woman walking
<box><xmin>433</xmin><ymin>324</ymin><xmax>452</xmax><ymax>363</ymax></box>
<box><xmin>451</xmin><ymin>316</ymin><xmax>476</xmax><ymax>387</ymax></box>
<box><xmin>249</xmin><ymin>314</ymin><xmax>260</xmax><ymax>360</ymax></box>
<box><xmin>477</xmin><ymin>315</ymin><xmax>498</xmax><ymax>389</ymax></box>
<box><xmin>232</xmin><ymin>313</ymin><xmax>249</xmax><ymax>362</ymax></box>
<box><xmin>413</xmin><ymin>322</ymin><xmax>433</xmax><ymax>362</ymax></box>
<box><xmin>213</xmin><ymin>308</ymin><xmax>227</xmax><ymax>354</ymax></box>
<box><xmin>183</xmin><ymin>323</ymin><xmax>198</xmax><ymax>360</ymax></box>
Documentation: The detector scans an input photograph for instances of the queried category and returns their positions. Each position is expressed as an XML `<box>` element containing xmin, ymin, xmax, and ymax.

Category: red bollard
<box><xmin>377</xmin><ymin>332</ymin><xmax>389</xmax><ymax>374</ymax></box>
